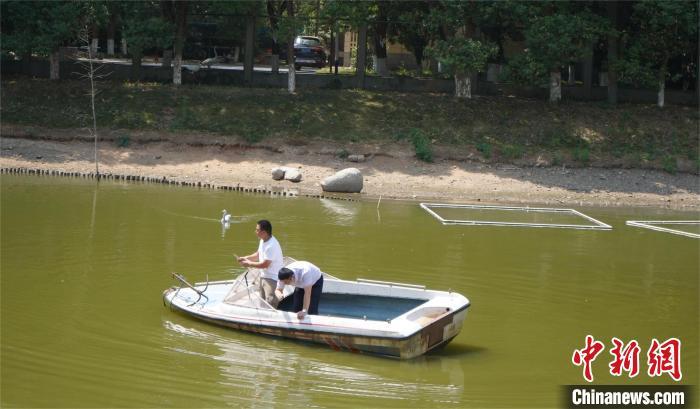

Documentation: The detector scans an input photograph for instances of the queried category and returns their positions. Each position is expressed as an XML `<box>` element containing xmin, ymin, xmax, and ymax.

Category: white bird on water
<box><xmin>221</xmin><ymin>209</ymin><xmax>232</xmax><ymax>223</ymax></box>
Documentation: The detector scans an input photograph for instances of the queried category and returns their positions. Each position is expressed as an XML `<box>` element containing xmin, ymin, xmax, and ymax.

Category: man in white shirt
<box><xmin>237</xmin><ymin>220</ymin><xmax>283</xmax><ymax>307</ymax></box>
<box><xmin>275</xmin><ymin>260</ymin><xmax>324</xmax><ymax>319</ymax></box>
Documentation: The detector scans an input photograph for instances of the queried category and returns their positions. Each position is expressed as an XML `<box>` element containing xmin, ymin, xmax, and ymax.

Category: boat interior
<box><xmin>220</xmin><ymin>264</ymin><xmax>436</xmax><ymax>322</ymax></box>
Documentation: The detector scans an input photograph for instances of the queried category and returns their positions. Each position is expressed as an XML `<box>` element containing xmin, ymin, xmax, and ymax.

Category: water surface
<box><xmin>1</xmin><ymin>175</ymin><xmax>697</xmax><ymax>407</ymax></box>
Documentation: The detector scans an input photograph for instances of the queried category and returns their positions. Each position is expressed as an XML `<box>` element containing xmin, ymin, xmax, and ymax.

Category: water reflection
<box><xmin>163</xmin><ymin>320</ymin><xmax>465</xmax><ymax>407</ymax></box>
<box><xmin>319</xmin><ymin>199</ymin><xmax>359</xmax><ymax>226</ymax></box>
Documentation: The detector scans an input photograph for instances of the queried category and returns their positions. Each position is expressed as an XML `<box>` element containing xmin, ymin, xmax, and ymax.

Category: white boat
<box><xmin>162</xmin><ymin>259</ymin><xmax>470</xmax><ymax>359</ymax></box>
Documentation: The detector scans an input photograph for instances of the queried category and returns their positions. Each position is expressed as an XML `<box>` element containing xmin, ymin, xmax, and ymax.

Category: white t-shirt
<box><xmin>257</xmin><ymin>236</ymin><xmax>283</xmax><ymax>280</ymax></box>
<box><xmin>276</xmin><ymin>261</ymin><xmax>322</xmax><ymax>289</ymax></box>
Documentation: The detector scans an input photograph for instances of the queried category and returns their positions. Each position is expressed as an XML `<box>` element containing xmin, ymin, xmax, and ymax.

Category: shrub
<box><xmin>662</xmin><ymin>155</ymin><xmax>677</xmax><ymax>174</ymax></box>
<box><xmin>500</xmin><ymin>144</ymin><xmax>524</xmax><ymax>160</ymax></box>
<box><xmin>476</xmin><ymin>141</ymin><xmax>492</xmax><ymax>159</ymax></box>
<box><xmin>410</xmin><ymin>129</ymin><xmax>433</xmax><ymax>163</ymax></box>
<box><xmin>116</xmin><ymin>134</ymin><xmax>130</xmax><ymax>148</ymax></box>
<box><xmin>573</xmin><ymin>145</ymin><xmax>590</xmax><ymax>164</ymax></box>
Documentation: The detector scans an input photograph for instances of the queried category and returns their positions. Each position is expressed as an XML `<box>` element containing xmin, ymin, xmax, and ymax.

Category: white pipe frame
<box><xmin>625</xmin><ymin>220</ymin><xmax>700</xmax><ymax>239</ymax></box>
<box><xmin>420</xmin><ymin>203</ymin><xmax>612</xmax><ymax>230</ymax></box>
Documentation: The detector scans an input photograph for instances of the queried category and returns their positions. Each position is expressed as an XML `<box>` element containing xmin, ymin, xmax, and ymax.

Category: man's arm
<box><xmin>237</xmin><ymin>251</ymin><xmax>261</xmax><ymax>266</ymax></box>
<box><xmin>297</xmin><ymin>286</ymin><xmax>312</xmax><ymax>319</ymax></box>
<box><xmin>241</xmin><ymin>259</ymin><xmax>271</xmax><ymax>269</ymax></box>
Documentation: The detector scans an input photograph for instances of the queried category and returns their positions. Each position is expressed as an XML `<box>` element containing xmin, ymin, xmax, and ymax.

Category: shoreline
<box><xmin>1</xmin><ymin>135</ymin><xmax>699</xmax><ymax>210</ymax></box>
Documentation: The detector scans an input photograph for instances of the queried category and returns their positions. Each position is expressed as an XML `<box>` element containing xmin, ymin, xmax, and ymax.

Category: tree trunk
<box><xmin>271</xmin><ymin>55</ymin><xmax>279</xmax><ymax>74</ymax></box>
<box><xmin>121</xmin><ymin>38</ymin><xmax>127</xmax><ymax>55</ymax></box>
<box><xmin>91</xmin><ymin>23</ymin><xmax>99</xmax><ymax>55</ymax></box>
<box><xmin>131</xmin><ymin>51</ymin><xmax>142</xmax><ymax>82</ymax></box>
<box><xmin>567</xmin><ymin>65</ymin><xmax>575</xmax><ymax>85</ymax></box>
<box><xmin>414</xmin><ymin>45</ymin><xmax>424</xmax><ymax>75</ymax></box>
<box><xmin>454</xmin><ymin>72</ymin><xmax>471</xmax><ymax>98</ymax></box>
<box><xmin>356</xmin><ymin>23</ymin><xmax>368</xmax><ymax>88</ymax></box>
<box><xmin>244</xmin><ymin>14</ymin><xmax>255</xmax><ymax>83</ymax></box>
<box><xmin>549</xmin><ymin>70</ymin><xmax>562</xmax><ymax>102</ymax></box>
<box><xmin>49</xmin><ymin>50</ymin><xmax>60</xmax><ymax>80</ymax></box>
<box><xmin>583</xmin><ymin>42</ymin><xmax>594</xmax><ymax>99</ymax></box>
<box><xmin>606</xmin><ymin>1</ymin><xmax>619</xmax><ymax>105</ymax></box>
<box><xmin>374</xmin><ymin>2</ymin><xmax>389</xmax><ymax>76</ymax></box>
<box><xmin>172</xmin><ymin>2</ymin><xmax>189</xmax><ymax>86</ymax></box>
<box><xmin>287</xmin><ymin>0</ymin><xmax>296</xmax><ymax>93</ymax></box>
<box><xmin>657</xmin><ymin>76</ymin><xmax>665</xmax><ymax>108</ymax></box>
<box><xmin>266</xmin><ymin>0</ymin><xmax>280</xmax><ymax>74</ymax></box>
<box><xmin>107</xmin><ymin>9</ymin><xmax>117</xmax><ymax>56</ymax></box>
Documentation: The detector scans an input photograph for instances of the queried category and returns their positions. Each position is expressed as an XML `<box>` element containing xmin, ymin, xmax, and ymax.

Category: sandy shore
<box><xmin>1</xmin><ymin>131</ymin><xmax>699</xmax><ymax>210</ymax></box>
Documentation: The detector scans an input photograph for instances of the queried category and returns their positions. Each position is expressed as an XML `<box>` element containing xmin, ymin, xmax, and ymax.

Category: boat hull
<box><xmin>163</xmin><ymin>287</ymin><xmax>468</xmax><ymax>359</ymax></box>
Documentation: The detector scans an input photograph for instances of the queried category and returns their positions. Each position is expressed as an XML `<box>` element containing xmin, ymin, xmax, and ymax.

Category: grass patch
<box><xmin>1</xmin><ymin>78</ymin><xmax>697</xmax><ymax>172</ymax></box>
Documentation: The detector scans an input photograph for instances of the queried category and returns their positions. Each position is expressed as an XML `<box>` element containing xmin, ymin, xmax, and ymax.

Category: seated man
<box><xmin>275</xmin><ymin>261</ymin><xmax>324</xmax><ymax>319</ymax></box>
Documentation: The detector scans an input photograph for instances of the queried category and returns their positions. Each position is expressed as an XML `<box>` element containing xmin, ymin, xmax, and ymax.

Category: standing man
<box><xmin>237</xmin><ymin>220</ymin><xmax>284</xmax><ymax>307</ymax></box>
<box><xmin>275</xmin><ymin>260</ymin><xmax>324</xmax><ymax>319</ymax></box>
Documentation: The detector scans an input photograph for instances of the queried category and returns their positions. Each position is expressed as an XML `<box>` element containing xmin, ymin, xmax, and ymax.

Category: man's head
<box><xmin>256</xmin><ymin>219</ymin><xmax>272</xmax><ymax>240</ymax></box>
<box><xmin>278</xmin><ymin>267</ymin><xmax>294</xmax><ymax>285</ymax></box>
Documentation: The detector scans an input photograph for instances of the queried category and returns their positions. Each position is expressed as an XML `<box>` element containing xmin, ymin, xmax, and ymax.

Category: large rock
<box><xmin>321</xmin><ymin>168</ymin><xmax>363</xmax><ymax>193</ymax></box>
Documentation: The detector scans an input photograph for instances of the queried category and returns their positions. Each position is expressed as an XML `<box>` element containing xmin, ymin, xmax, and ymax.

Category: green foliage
<box><xmin>572</xmin><ymin>144</ymin><xmax>590</xmax><ymax>164</ymax></box>
<box><xmin>116</xmin><ymin>134</ymin><xmax>130</xmax><ymax>148</ymax></box>
<box><xmin>616</xmin><ymin>0</ymin><xmax>698</xmax><ymax>89</ymax></box>
<box><xmin>1</xmin><ymin>1</ymin><xmax>86</xmax><ymax>56</ymax></box>
<box><xmin>662</xmin><ymin>155</ymin><xmax>677</xmax><ymax>174</ymax></box>
<box><xmin>500</xmin><ymin>144</ymin><xmax>524</xmax><ymax>160</ymax></box>
<box><xmin>500</xmin><ymin>51</ymin><xmax>549</xmax><ymax>87</ymax></box>
<box><xmin>121</xmin><ymin>2</ymin><xmax>173</xmax><ymax>56</ymax></box>
<box><xmin>335</xmin><ymin>148</ymin><xmax>349</xmax><ymax>159</ymax></box>
<box><xmin>476</xmin><ymin>141</ymin><xmax>492</xmax><ymax>159</ymax></box>
<box><xmin>409</xmin><ymin>128</ymin><xmax>433</xmax><ymax>163</ymax></box>
<box><xmin>426</xmin><ymin>38</ymin><xmax>497</xmax><ymax>76</ymax></box>
<box><xmin>525</xmin><ymin>11</ymin><xmax>610</xmax><ymax>71</ymax></box>
<box><xmin>241</xmin><ymin>126</ymin><xmax>264</xmax><ymax>144</ymax></box>
<box><xmin>551</xmin><ymin>151</ymin><xmax>563</xmax><ymax>166</ymax></box>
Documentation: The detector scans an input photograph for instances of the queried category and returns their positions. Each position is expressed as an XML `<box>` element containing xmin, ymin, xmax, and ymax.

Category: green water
<box><xmin>1</xmin><ymin>175</ymin><xmax>698</xmax><ymax>408</ymax></box>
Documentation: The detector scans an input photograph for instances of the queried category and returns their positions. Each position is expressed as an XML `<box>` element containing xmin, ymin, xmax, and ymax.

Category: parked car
<box><xmin>280</xmin><ymin>36</ymin><xmax>327</xmax><ymax>70</ymax></box>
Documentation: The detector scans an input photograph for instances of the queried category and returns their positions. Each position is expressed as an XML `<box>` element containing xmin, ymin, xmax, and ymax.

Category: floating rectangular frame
<box><xmin>625</xmin><ymin>220</ymin><xmax>700</xmax><ymax>239</ymax></box>
<box><xmin>420</xmin><ymin>203</ymin><xmax>612</xmax><ymax>230</ymax></box>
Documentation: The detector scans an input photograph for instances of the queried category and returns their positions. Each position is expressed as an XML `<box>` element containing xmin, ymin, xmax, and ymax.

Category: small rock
<box><xmin>35</xmin><ymin>156</ymin><xmax>42</xmax><ymax>160</ymax></box>
<box><xmin>155</xmin><ymin>155</ymin><xmax>162</xmax><ymax>160</ymax></box>
<box><xmin>347</xmin><ymin>154</ymin><xmax>365</xmax><ymax>163</ymax></box>
<box><xmin>271</xmin><ymin>167</ymin><xmax>286</xmax><ymax>180</ymax></box>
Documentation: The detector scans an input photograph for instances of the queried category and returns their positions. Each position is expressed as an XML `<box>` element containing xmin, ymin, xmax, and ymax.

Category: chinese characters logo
<box><xmin>572</xmin><ymin>335</ymin><xmax>681</xmax><ymax>382</ymax></box>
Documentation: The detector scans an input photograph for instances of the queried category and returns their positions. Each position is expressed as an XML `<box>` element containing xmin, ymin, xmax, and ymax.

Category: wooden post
<box><xmin>244</xmin><ymin>15</ymin><xmax>255</xmax><ymax>85</ymax></box>
<box><xmin>356</xmin><ymin>23</ymin><xmax>367</xmax><ymax>89</ymax></box>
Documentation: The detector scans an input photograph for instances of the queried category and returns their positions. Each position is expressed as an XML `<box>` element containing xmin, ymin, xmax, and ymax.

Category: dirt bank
<box><xmin>1</xmin><ymin>129</ymin><xmax>698</xmax><ymax>210</ymax></box>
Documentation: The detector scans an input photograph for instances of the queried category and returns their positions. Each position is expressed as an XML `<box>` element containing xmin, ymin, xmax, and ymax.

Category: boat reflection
<box><xmin>162</xmin><ymin>320</ymin><xmax>466</xmax><ymax>406</ymax></box>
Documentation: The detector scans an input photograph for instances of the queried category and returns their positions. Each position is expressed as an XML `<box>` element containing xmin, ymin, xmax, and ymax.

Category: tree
<box><xmin>523</xmin><ymin>5</ymin><xmax>609</xmax><ymax>103</ymax></box>
<box><xmin>387</xmin><ymin>1</ymin><xmax>434</xmax><ymax>74</ymax></box>
<box><xmin>266</xmin><ymin>0</ymin><xmax>284</xmax><ymax>74</ymax></box>
<box><xmin>1</xmin><ymin>1</ymin><xmax>85</xmax><ymax>80</ymax></box>
<box><xmin>616</xmin><ymin>0</ymin><xmax>698</xmax><ymax>108</ymax></box>
<box><xmin>426</xmin><ymin>2</ymin><xmax>497</xmax><ymax>98</ymax></box>
<box><xmin>121</xmin><ymin>1</ymin><xmax>172</xmax><ymax>82</ymax></box>
<box><xmin>372</xmin><ymin>1</ymin><xmax>390</xmax><ymax>76</ymax></box>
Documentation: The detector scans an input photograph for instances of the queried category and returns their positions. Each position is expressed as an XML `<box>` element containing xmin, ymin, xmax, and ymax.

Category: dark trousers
<box><xmin>292</xmin><ymin>275</ymin><xmax>323</xmax><ymax>315</ymax></box>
